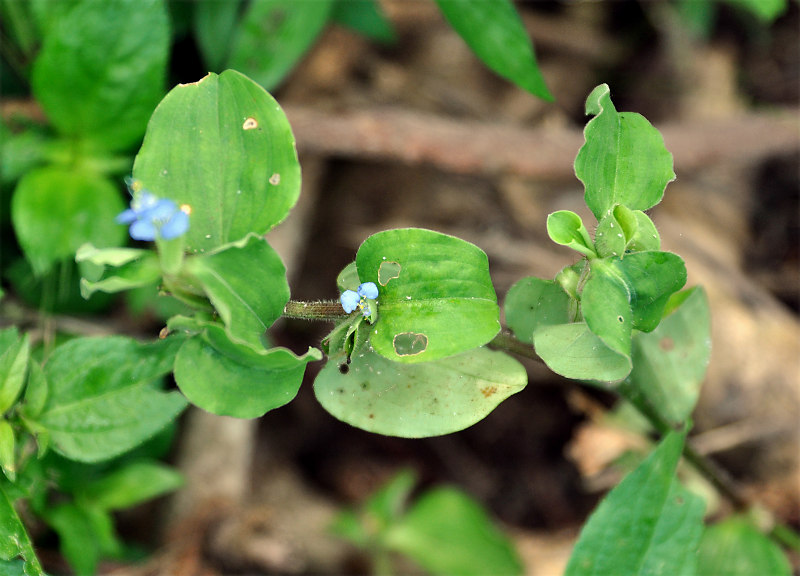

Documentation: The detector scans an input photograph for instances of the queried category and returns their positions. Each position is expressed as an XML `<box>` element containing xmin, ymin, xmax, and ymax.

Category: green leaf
<box><xmin>31</xmin><ymin>0</ymin><xmax>169</xmax><ymax>152</ymax></box>
<box><xmin>0</xmin><ymin>421</ymin><xmax>15</xmax><ymax>481</ymax></box>
<box><xmin>627</xmin><ymin>288</ymin><xmax>711</xmax><ymax>424</ymax></box>
<box><xmin>581</xmin><ymin>261</ymin><xmax>633</xmax><ymax>360</ymax></box>
<box><xmin>385</xmin><ymin>487</ymin><xmax>523</xmax><ymax>576</ymax></box>
<box><xmin>565</xmin><ymin>432</ymin><xmax>705</xmax><ymax>575</ymax></box>
<box><xmin>534</xmin><ymin>322</ymin><xmax>632</xmax><ymax>383</ymax></box>
<box><xmin>187</xmin><ymin>234</ymin><xmax>289</xmax><ymax>350</ymax></box>
<box><xmin>504</xmin><ymin>276</ymin><xmax>572</xmax><ymax>344</ymax></box>
<box><xmin>0</xmin><ymin>127</ymin><xmax>49</xmax><ymax>185</ymax></box>
<box><xmin>546</xmin><ymin>210</ymin><xmax>597</xmax><ymax>258</ymax></box>
<box><xmin>31</xmin><ymin>336</ymin><xmax>186</xmax><ymax>462</ymax></box>
<box><xmin>227</xmin><ymin>0</ymin><xmax>334</xmax><ymax>91</ymax></box>
<box><xmin>78</xmin><ymin>460</ymin><xmax>183</xmax><ymax>510</ymax></box>
<box><xmin>11</xmin><ymin>167</ymin><xmax>126</xmax><ymax>276</ymax></box>
<box><xmin>193</xmin><ymin>0</ymin><xmax>242</xmax><ymax>70</ymax></box>
<box><xmin>76</xmin><ymin>244</ymin><xmax>162</xmax><ymax>298</ymax></box>
<box><xmin>331</xmin><ymin>469</ymin><xmax>417</xmax><ymax>548</ymax></box>
<box><xmin>315</xmin><ymin>347</ymin><xmax>526</xmax><ymax>438</ymax></box>
<box><xmin>355</xmin><ymin>228</ymin><xmax>500</xmax><ymax>363</ymax></box>
<box><xmin>332</xmin><ymin>0</ymin><xmax>395</xmax><ymax>43</ymax></box>
<box><xmin>722</xmin><ymin>0</ymin><xmax>787</xmax><ymax>23</ymax></box>
<box><xmin>698</xmin><ymin>516</ymin><xmax>791</xmax><ymax>576</ymax></box>
<box><xmin>675</xmin><ymin>0</ymin><xmax>717</xmax><ymax>40</ymax></box>
<box><xmin>42</xmin><ymin>502</ymin><xmax>118</xmax><ymax>576</ymax></box>
<box><xmin>610</xmin><ymin>251</ymin><xmax>687</xmax><ymax>332</ymax></box>
<box><xmin>0</xmin><ymin>330</ymin><xmax>29</xmax><ymax>414</ymax></box>
<box><xmin>21</xmin><ymin>362</ymin><xmax>48</xmax><ymax>421</ymax></box>
<box><xmin>174</xmin><ymin>330</ymin><xmax>321</xmax><ymax>419</ymax></box>
<box><xmin>0</xmin><ymin>482</ymin><xmax>44</xmax><ymax>575</ymax></box>
<box><xmin>336</xmin><ymin>261</ymin><xmax>360</xmax><ymax>293</ymax></box>
<box><xmin>133</xmin><ymin>70</ymin><xmax>301</xmax><ymax>252</ymax></box>
<box><xmin>627</xmin><ymin>210</ymin><xmax>661</xmax><ymax>252</ymax></box>
<box><xmin>576</xmin><ymin>84</ymin><xmax>675</xmax><ymax>220</ymax></box>
<box><xmin>434</xmin><ymin>0</ymin><xmax>552</xmax><ymax>101</ymax></box>
<box><xmin>594</xmin><ymin>204</ymin><xmax>640</xmax><ymax>258</ymax></box>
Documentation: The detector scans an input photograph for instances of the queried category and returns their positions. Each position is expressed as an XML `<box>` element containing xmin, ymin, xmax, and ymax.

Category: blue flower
<box><xmin>340</xmin><ymin>282</ymin><xmax>379</xmax><ymax>317</ymax></box>
<box><xmin>116</xmin><ymin>182</ymin><xmax>190</xmax><ymax>241</ymax></box>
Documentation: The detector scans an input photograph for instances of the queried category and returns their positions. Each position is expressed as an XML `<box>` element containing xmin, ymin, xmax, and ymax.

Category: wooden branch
<box><xmin>284</xmin><ymin>105</ymin><xmax>800</xmax><ymax>178</ymax></box>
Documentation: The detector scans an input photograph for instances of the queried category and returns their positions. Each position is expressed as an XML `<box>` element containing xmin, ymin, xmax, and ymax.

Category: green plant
<box><xmin>1</xmin><ymin>1</ymin><xmax>795</xmax><ymax>574</ymax></box>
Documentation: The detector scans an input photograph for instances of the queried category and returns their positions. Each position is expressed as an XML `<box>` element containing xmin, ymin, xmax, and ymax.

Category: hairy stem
<box><xmin>283</xmin><ymin>300</ymin><xmax>350</xmax><ymax>321</ymax></box>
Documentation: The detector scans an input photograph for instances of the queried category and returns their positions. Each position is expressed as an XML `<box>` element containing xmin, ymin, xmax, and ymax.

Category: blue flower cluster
<box><xmin>116</xmin><ymin>179</ymin><xmax>190</xmax><ymax>241</ymax></box>
<box><xmin>341</xmin><ymin>282</ymin><xmax>379</xmax><ymax>318</ymax></box>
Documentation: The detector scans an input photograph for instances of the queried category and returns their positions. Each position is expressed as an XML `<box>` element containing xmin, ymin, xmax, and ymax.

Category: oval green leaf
<box><xmin>504</xmin><ymin>276</ymin><xmax>572</xmax><ymax>344</ymax></box>
<box><xmin>174</xmin><ymin>332</ymin><xmax>320</xmax><ymax>419</ymax></box>
<box><xmin>533</xmin><ymin>322</ymin><xmax>631</xmax><ymax>383</ymax></box>
<box><xmin>576</xmin><ymin>84</ymin><xmax>675</xmax><ymax>220</ymax></box>
<box><xmin>187</xmin><ymin>234</ymin><xmax>289</xmax><ymax>350</ymax></box>
<box><xmin>314</xmin><ymin>347</ymin><xmax>526</xmax><ymax>438</ymax></box>
<box><xmin>227</xmin><ymin>0</ymin><xmax>334</xmax><ymax>91</ymax></box>
<box><xmin>31</xmin><ymin>0</ymin><xmax>169</xmax><ymax>152</ymax></box>
<box><xmin>435</xmin><ymin>0</ymin><xmax>552</xmax><ymax>101</ymax></box>
<box><xmin>385</xmin><ymin>487</ymin><xmax>523</xmax><ymax>576</ymax></box>
<box><xmin>627</xmin><ymin>287</ymin><xmax>711</xmax><ymax>425</ymax></box>
<box><xmin>32</xmin><ymin>336</ymin><xmax>186</xmax><ymax>462</ymax></box>
<box><xmin>356</xmin><ymin>228</ymin><xmax>500</xmax><ymax>363</ymax></box>
<box><xmin>581</xmin><ymin>260</ymin><xmax>633</xmax><ymax>359</ymax></box>
<box><xmin>133</xmin><ymin>69</ymin><xmax>301</xmax><ymax>252</ymax></box>
<box><xmin>698</xmin><ymin>516</ymin><xmax>791</xmax><ymax>576</ymax></box>
<box><xmin>611</xmin><ymin>251</ymin><xmax>687</xmax><ymax>332</ymax></box>
<box><xmin>12</xmin><ymin>167</ymin><xmax>126</xmax><ymax>276</ymax></box>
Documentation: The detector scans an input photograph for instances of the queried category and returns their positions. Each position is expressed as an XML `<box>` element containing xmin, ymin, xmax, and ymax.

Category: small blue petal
<box><xmin>129</xmin><ymin>219</ymin><xmax>157</xmax><ymax>241</ymax></box>
<box><xmin>358</xmin><ymin>282</ymin><xmax>378</xmax><ymax>299</ymax></box>
<box><xmin>160</xmin><ymin>209</ymin><xmax>190</xmax><ymax>239</ymax></box>
<box><xmin>115</xmin><ymin>208</ymin><xmax>138</xmax><ymax>224</ymax></box>
<box><xmin>341</xmin><ymin>290</ymin><xmax>360</xmax><ymax>313</ymax></box>
<box><xmin>146</xmin><ymin>198</ymin><xmax>178</xmax><ymax>223</ymax></box>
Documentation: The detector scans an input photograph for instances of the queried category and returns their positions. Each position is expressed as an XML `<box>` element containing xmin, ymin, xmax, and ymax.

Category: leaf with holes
<box><xmin>354</xmin><ymin>228</ymin><xmax>500</xmax><ymax>363</ymax></box>
<box><xmin>314</xmin><ymin>347</ymin><xmax>526</xmax><ymax>437</ymax></box>
<box><xmin>133</xmin><ymin>70</ymin><xmax>301</xmax><ymax>252</ymax></box>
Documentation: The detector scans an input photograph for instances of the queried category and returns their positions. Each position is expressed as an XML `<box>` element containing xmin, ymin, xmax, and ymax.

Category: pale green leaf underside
<box><xmin>315</xmin><ymin>347</ymin><xmax>526</xmax><ymax>438</ymax></box>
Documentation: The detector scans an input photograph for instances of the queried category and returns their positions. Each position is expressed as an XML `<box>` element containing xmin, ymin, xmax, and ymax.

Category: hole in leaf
<box><xmin>378</xmin><ymin>261</ymin><xmax>401</xmax><ymax>286</ymax></box>
<box><xmin>393</xmin><ymin>332</ymin><xmax>428</xmax><ymax>356</ymax></box>
<box><xmin>617</xmin><ymin>315</ymin><xmax>624</xmax><ymax>323</ymax></box>
<box><xmin>338</xmin><ymin>363</ymin><xmax>350</xmax><ymax>374</ymax></box>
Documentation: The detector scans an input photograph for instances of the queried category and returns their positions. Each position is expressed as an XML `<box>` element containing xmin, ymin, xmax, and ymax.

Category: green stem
<box><xmin>488</xmin><ymin>331</ymin><xmax>543</xmax><ymax>364</ymax></box>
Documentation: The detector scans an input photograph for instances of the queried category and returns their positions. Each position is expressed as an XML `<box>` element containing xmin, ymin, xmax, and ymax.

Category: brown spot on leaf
<box><xmin>481</xmin><ymin>386</ymin><xmax>498</xmax><ymax>398</ymax></box>
<box><xmin>660</xmin><ymin>337</ymin><xmax>675</xmax><ymax>351</ymax></box>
